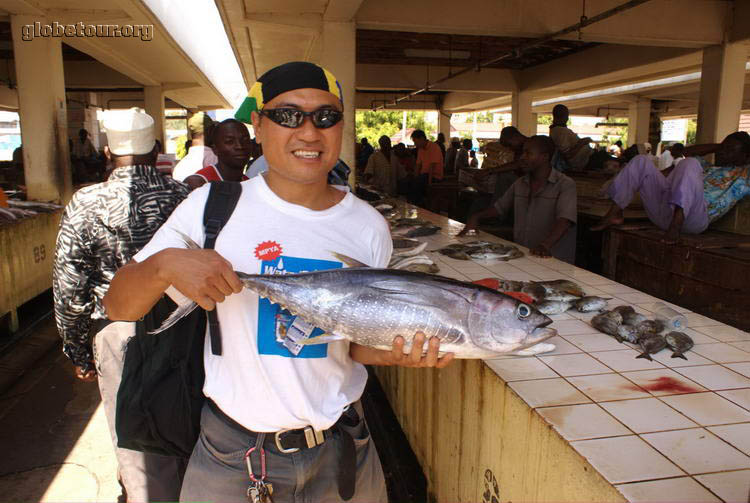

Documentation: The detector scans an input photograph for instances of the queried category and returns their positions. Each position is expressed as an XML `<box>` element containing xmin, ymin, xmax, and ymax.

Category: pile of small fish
<box><xmin>438</xmin><ymin>241</ymin><xmax>524</xmax><ymax>262</ymax></box>
<box><xmin>389</xmin><ymin>237</ymin><xmax>439</xmax><ymax>273</ymax></box>
<box><xmin>493</xmin><ymin>278</ymin><xmax>611</xmax><ymax>315</ymax></box>
<box><xmin>391</xmin><ymin>218</ymin><xmax>442</xmax><ymax>238</ymax></box>
<box><xmin>591</xmin><ymin>305</ymin><xmax>694</xmax><ymax>360</ymax></box>
<box><xmin>0</xmin><ymin>198</ymin><xmax>63</xmax><ymax>224</ymax></box>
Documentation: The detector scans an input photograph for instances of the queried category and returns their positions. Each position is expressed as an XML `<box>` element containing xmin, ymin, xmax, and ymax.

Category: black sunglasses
<box><xmin>259</xmin><ymin>107</ymin><xmax>343</xmax><ymax>129</ymax></box>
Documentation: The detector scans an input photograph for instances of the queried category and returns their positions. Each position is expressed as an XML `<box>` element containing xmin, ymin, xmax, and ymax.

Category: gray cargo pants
<box><xmin>179</xmin><ymin>400</ymin><xmax>387</xmax><ymax>503</ymax></box>
<box><xmin>94</xmin><ymin>321</ymin><xmax>187</xmax><ymax>502</ymax></box>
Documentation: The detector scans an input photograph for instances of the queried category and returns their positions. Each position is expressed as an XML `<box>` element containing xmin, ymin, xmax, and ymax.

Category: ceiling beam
<box><xmin>354</xmin><ymin>0</ymin><xmax>729</xmax><ymax>49</ymax></box>
<box><xmin>324</xmin><ymin>0</ymin><xmax>365</xmax><ymax>22</ymax></box>
<box><xmin>244</xmin><ymin>13</ymin><xmax>322</xmax><ymax>34</ymax></box>
<box><xmin>357</xmin><ymin>63</ymin><xmax>517</xmax><ymax>93</ymax></box>
<box><xmin>2</xmin><ymin>0</ymin><xmax>44</xmax><ymax>15</ymax></box>
<box><xmin>441</xmin><ymin>92</ymin><xmax>509</xmax><ymax>112</ymax></box>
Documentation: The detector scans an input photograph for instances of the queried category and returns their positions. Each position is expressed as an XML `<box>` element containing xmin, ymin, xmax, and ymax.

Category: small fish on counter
<box><xmin>616</xmin><ymin>324</ymin><xmax>640</xmax><ymax>344</ymax></box>
<box><xmin>612</xmin><ymin>305</ymin><xmax>636</xmax><ymax>317</ymax></box>
<box><xmin>636</xmin><ymin>319</ymin><xmax>666</xmax><ymax>337</ymax></box>
<box><xmin>389</xmin><ymin>254</ymin><xmax>440</xmax><ymax>274</ymax></box>
<box><xmin>536</xmin><ymin>300</ymin><xmax>573</xmax><ymax>315</ymax></box>
<box><xmin>573</xmin><ymin>296</ymin><xmax>612</xmax><ymax>313</ymax></box>
<box><xmin>591</xmin><ymin>311</ymin><xmax>624</xmax><ymax>339</ymax></box>
<box><xmin>391</xmin><ymin>238</ymin><xmax>428</xmax><ymax>257</ymax></box>
<box><xmin>622</xmin><ymin>312</ymin><xmax>648</xmax><ymax>327</ymax></box>
<box><xmin>437</xmin><ymin>241</ymin><xmax>523</xmax><ymax>262</ymax></box>
<box><xmin>636</xmin><ymin>334</ymin><xmax>667</xmax><ymax>360</ymax></box>
<box><xmin>392</xmin><ymin>223</ymin><xmax>442</xmax><ymax>238</ymax></box>
<box><xmin>665</xmin><ymin>331</ymin><xmax>694</xmax><ymax>360</ymax></box>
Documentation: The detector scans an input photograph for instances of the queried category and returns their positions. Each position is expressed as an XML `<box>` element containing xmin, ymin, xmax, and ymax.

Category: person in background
<box><xmin>154</xmin><ymin>138</ymin><xmax>177</xmax><ymax>177</ymax></box>
<box><xmin>454</xmin><ymin>138</ymin><xmax>473</xmax><ymax>172</ymax></box>
<box><xmin>172</xmin><ymin>112</ymin><xmax>219</xmax><ymax>182</ymax></box>
<box><xmin>365</xmin><ymin>135</ymin><xmax>398</xmax><ymax>195</ymax></box>
<box><xmin>592</xmin><ymin>132</ymin><xmax>750</xmax><ymax>244</ymax></box>
<box><xmin>436</xmin><ymin>132</ymin><xmax>447</xmax><ymax>159</ymax></box>
<box><xmin>72</xmin><ymin>128</ymin><xmax>100</xmax><ymax>182</ymax></box>
<box><xmin>104</xmin><ymin>61</ymin><xmax>451</xmax><ymax>503</ymax></box>
<box><xmin>184</xmin><ymin>119</ymin><xmax>252</xmax><ymax>190</ymax></box>
<box><xmin>410</xmin><ymin>129</ymin><xmax>444</xmax><ymax>206</ymax></box>
<box><xmin>444</xmin><ymin>137</ymin><xmax>460</xmax><ymax>176</ymax></box>
<box><xmin>356</xmin><ymin>137</ymin><xmax>374</xmax><ymax>171</ymax></box>
<box><xmin>460</xmin><ymin>135</ymin><xmax>577</xmax><ymax>263</ymax></box>
<box><xmin>549</xmin><ymin>104</ymin><xmax>616</xmax><ymax>171</ymax></box>
<box><xmin>469</xmin><ymin>150</ymin><xmax>479</xmax><ymax>167</ymax></box>
<box><xmin>657</xmin><ymin>142</ymin><xmax>685</xmax><ymax>172</ymax></box>
<box><xmin>609</xmin><ymin>140</ymin><xmax>623</xmax><ymax>158</ymax></box>
<box><xmin>53</xmin><ymin>109</ymin><xmax>188</xmax><ymax>503</ymax></box>
<box><xmin>394</xmin><ymin>142</ymin><xmax>415</xmax><ymax>195</ymax></box>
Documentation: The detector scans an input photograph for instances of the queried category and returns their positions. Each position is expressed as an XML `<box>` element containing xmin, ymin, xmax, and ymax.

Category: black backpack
<box><xmin>115</xmin><ymin>181</ymin><xmax>242</xmax><ymax>457</ymax></box>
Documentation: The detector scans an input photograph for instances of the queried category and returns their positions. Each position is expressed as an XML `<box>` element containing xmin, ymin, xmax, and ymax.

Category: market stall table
<box><xmin>374</xmin><ymin>204</ymin><xmax>750</xmax><ymax>503</ymax></box>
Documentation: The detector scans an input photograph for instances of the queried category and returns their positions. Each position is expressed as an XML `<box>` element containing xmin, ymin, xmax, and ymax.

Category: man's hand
<box><xmin>74</xmin><ymin>365</ymin><xmax>97</xmax><ymax>382</ymax></box>
<box><xmin>457</xmin><ymin>216</ymin><xmax>479</xmax><ymax>236</ymax></box>
<box><xmin>388</xmin><ymin>333</ymin><xmax>454</xmax><ymax>368</ymax></box>
<box><xmin>158</xmin><ymin>248</ymin><xmax>243</xmax><ymax>311</ymax></box>
<box><xmin>530</xmin><ymin>242</ymin><xmax>552</xmax><ymax>258</ymax></box>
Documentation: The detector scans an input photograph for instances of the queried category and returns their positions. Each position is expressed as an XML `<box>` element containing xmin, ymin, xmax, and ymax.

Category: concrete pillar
<box><xmin>144</xmin><ymin>86</ymin><xmax>165</xmax><ymax>149</ymax></box>
<box><xmin>319</xmin><ymin>21</ymin><xmax>355</xmax><ymax>183</ymax></box>
<box><xmin>438</xmin><ymin>111</ymin><xmax>452</xmax><ymax>141</ymax></box>
<box><xmin>512</xmin><ymin>91</ymin><xmax>535</xmax><ymax>137</ymax></box>
<box><xmin>696</xmin><ymin>42</ymin><xmax>749</xmax><ymax>144</ymax></box>
<box><xmin>628</xmin><ymin>97</ymin><xmax>651</xmax><ymax>145</ymax></box>
<box><xmin>10</xmin><ymin>15</ymin><xmax>71</xmax><ymax>203</ymax></box>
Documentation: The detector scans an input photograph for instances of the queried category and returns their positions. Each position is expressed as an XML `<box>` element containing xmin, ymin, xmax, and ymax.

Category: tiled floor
<box><xmin>409</xmin><ymin>208</ymin><xmax>750</xmax><ymax>502</ymax></box>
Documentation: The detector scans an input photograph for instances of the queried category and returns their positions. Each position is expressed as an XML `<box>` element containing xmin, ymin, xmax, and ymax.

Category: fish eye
<box><xmin>517</xmin><ymin>304</ymin><xmax>531</xmax><ymax>318</ymax></box>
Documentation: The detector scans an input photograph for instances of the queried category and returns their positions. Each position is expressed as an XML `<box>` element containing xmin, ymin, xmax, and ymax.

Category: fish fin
<box><xmin>148</xmin><ymin>301</ymin><xmax>200</xmax><ymax>334</ymax></box>
<box><xmin>331</xmin><ymin>252</ymin><xmax>368</xmax><ymax>268</ymax></box>
<box><xmin>369</xmin><ymin>279</ymin><xmax>475</xmax><ymax>306</ymax></box>
<box><xmin>296</xmin><ymin>333</ymin><xmax>347</xmax><ymax>345</ymax></box>
<box><xmin>671</xmin><ymin>352</ymin><xmax>688</xmax><ymax>360</ymax></box>
<box><xmin>635</xmin><ymin>352</ymin><xmax>653</xmax><ymax>361</ymax></box>
<box><xmin>174</xmin><ymin>229</ymin><xmax>202</xmax><ymax>250</ymax></box>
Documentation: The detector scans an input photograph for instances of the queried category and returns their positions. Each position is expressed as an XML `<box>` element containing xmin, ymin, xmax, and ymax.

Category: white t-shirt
<box><xmin>172</xmin><ymin>146</ymin><xmax>219</xmax><ymax>182</ymax></box>
<box><xmin>134</xmin><ymin>175</ymin><xmax>392</xmax><ymax>432</ymax></box>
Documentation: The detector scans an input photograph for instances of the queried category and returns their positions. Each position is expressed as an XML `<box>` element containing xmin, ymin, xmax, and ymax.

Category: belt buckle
<box><xmin>304</xmin><ymin>426</ymin><xmax>325</xmax><ymax>448</ymax></box>
<box><xmin>274</xmin><ymin>429</ymin><xmax>300</xmax><ymax>454</ymax></box>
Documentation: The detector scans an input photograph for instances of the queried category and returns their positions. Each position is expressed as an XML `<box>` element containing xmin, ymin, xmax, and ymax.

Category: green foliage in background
<box><xmin>538</xmin><ymin>114</ymin><xmax>553</xmax><ymax>126</ymax></box>
<box><xmin>355</xmin><ymin>110</ymin><xmax>434</xmax><ymax>145</ymax></box>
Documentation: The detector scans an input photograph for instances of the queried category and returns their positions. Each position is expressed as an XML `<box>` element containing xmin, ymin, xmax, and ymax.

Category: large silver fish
<box><xmin>154</xmin><ymin>233</ymin><xmax>557</xmax><ymax>358</ymax></box>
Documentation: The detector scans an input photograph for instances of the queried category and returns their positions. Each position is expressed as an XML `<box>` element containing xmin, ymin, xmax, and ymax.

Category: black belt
<box><xmin>207</xmin><ymin>399</ymin><xmax>358</xmax><ymax>500</ymax></box>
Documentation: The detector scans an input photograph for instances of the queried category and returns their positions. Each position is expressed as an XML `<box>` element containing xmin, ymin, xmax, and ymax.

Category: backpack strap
<box><xmin>203</xmin><ymin>181</ymin><xmax>242</xmax><ymax>355</ymax></box>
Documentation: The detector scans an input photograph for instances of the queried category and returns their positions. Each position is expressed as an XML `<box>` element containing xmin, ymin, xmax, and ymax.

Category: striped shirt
<box><xmin>52</xmin><ymin>165</ymin><xmax>188</xmax><ymax>370</ymax></box>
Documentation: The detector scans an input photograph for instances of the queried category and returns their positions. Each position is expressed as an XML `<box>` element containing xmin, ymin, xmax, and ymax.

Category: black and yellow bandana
<box><xmin>235</xmin><ymin>61</ymin><xmax>343</xmax><ymax>124</ymax></box>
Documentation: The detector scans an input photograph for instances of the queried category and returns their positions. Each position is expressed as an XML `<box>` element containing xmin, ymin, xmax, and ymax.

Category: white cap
<box><xmin>104</xmin><ymin>108</ymin><xmax>155</xmax><ymax>155</ymax></box>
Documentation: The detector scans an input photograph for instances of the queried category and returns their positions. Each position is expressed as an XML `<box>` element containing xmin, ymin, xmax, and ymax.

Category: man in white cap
<box><xmin>53</xmin><ymin>108</ymin><xmax>188</xmax><ymax>502</ymax></box>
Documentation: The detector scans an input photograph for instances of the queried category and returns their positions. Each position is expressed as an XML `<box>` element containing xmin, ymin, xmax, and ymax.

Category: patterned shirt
<box><xmin>703</xmin><ymin>163</ymin><xmax>750</xmax><ymax>222</ymax></box>
<box><xmin>52</xmin><ymin>165</ymin><xmax>188</xmax><ymax>370</ymax></box>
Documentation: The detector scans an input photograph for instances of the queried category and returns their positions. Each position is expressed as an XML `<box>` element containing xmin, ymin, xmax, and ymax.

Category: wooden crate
<box><xmin>603</xmin><ymin>226</ymin><xmax>750</xmax><ymax>331</ymax></box>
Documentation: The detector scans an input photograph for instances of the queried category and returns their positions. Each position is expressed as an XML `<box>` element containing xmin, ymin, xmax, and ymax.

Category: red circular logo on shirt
<box><xmin>254</xmin><ymin>241</ymin><xmax>282</xmax><ymax>261</ymax></box>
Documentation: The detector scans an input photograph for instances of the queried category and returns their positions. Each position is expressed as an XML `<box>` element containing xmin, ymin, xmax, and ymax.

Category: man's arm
<box><xmin>52</xmin><ymin>207</ymin><xmax>97</xmax><ymax>378</ymax></box>
<box><xmin>103</xmin><ymin>248</ymin><xmax>243</xmax><ymax>321</ymax></box>
<box><xmin>682</xmin><ymin>143</ymin><xmax>720</xmax><ymax>158</ymax></box>
<box><xmin>562</xmin><ymin>137</ymin><xmax>592</xmax><ymax>160</ymax></box>
<box><xmin>530</xmin><ymin>218</ymin><xmax>573</xmax><ymax>257</ymax></box>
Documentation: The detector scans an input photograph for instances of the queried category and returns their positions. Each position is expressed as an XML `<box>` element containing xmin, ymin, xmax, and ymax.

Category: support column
<box><xmin>319</xmin><ymin>21</ymin><xmax>355</xmax><ymax>184</ymax></box>
<box><xmin>627</xmin><ymin>97</ymin><xmax>651</xmax><ymax>146</ymax></box>
<box><xmin>144</xmin><ymin>86</ymin><xmax>165</xmax><ymax>149</ymax></box>
<box><xmin>438</xmin><ymin>111</ymin><xmax>452</xmax><ymax>141</ymax></box>
<box><xmin>11</xmin><ymin>15</ymin><xmax>71</xmax><ymax>202</ymax></box>
<box><xmin>696</xmin><ymin>42</ymin><xmax>749</xmax><ymax>144</ymax></box>
<box><xmin>512</xmin><ymin>91</ymin><xmax>535</xmax><ymax>137</ymax></box>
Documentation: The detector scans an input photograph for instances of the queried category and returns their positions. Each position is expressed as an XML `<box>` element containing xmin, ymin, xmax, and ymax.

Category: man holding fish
<box><xmin>104</xmin><ymin>62</ymin><xmax>463</xmax><ymax>503</ymax></box>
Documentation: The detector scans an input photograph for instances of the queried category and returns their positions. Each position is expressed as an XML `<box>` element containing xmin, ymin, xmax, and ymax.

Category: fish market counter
<box><xmin>373</xmin><ymin>205</ymin><xmax>750</xmax><ymax>503</ymax></box>
<box><xmin>0</xmin><ymin>210</ymin><xmax>62</xmax><ymax>331</ymax></box>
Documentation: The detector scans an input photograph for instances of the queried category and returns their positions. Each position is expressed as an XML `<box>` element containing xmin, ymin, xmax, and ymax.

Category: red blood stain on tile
<box><xmin>624</xmin><ymin>376</ymin><xmax>700</xmax><ymax>394</ymax></box>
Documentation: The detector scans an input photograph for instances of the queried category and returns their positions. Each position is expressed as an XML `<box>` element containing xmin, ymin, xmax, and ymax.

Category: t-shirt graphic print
<box><xmin>256</xmin><ymin>254</ymin><xmax>341</xmax><ymax>358</ymax></box>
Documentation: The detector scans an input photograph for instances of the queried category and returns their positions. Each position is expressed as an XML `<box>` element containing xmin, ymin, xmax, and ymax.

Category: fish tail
<box><xmin>148</xmin><ymin>301</ymin><xmax>200</xmax><ymax>334</ymax></box>
<box><xmin>174</xmin><ymin>230</ymin><xmax>201</xmax><ymax>250</ymax></box>
<box><xmin>671</xmin><ymin>352</ymin><xmax>688</xmax><ymax>360</ymax></box>
<box><xmin>635</xmin><ymin>352</ymin><xmax>653</xmax><ymax>361</ymax></box>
